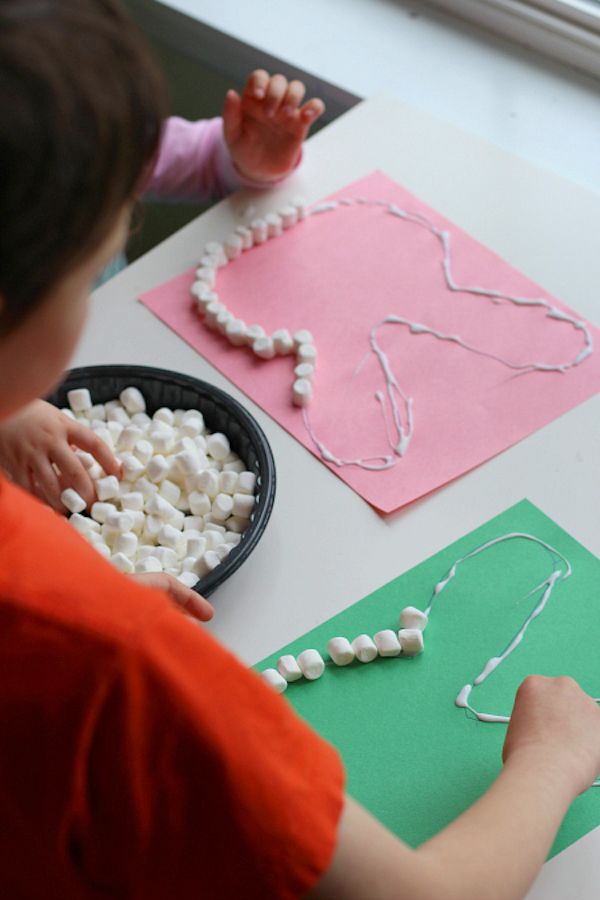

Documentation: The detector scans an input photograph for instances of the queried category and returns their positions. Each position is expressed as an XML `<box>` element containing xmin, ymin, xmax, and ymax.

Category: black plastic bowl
<box><xmin>47</xmin><ymin>365</ymin><xmax>276</xmax><ymax>597</ymax></box>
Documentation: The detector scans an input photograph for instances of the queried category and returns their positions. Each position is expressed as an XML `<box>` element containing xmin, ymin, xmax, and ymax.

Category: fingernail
<box><xmin>254</xmin><ymin>88</ymin><xmax>265</xmax><ymax>99</ymax></box>
<box><xmin>283</xmin><ymin>105</ymin><xmax>294</xmax><ymax>116</ymax></box>
<box><xmin>304</xmin><ymin>109</ymin><xmax>316</xmax><ymax>119</ymax></box>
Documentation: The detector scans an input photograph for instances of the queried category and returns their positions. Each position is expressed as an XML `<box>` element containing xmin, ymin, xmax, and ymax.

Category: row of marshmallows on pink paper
<box><xmin>190</xmin><ymin>197</ymin><xmax>316</xmax><ymax>409</ymax></box>
<box><xmin>260</xmin><ymin>606</ymin><xmax>429</xmax><ymax>693</ymax></box>
<box><xmin>60</xmin><ymin>385</ymin><xmax>256</xmax><ymax>585</ymax></box>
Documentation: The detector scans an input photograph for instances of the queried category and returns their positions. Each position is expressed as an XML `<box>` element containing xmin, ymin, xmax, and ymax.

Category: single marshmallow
<box><xmin>142</xmin><ymin>514</ymin><xmax>162</xmax><ymax>542</ymax></box>
<box><xmin>183</xmin><ymin>515</ymin><xmax>204</xmax><ymax>531</ymax></box>
<box><xmin>279</xmin><ymin>205</ymin><xmax>298</xmax><ymax>228</ymax></box>
<box><xmin>224</xmin><ymin>516</ymin><xmax>247</xmax><ymax>534</ymax></box>
<box><xmin>113</xmin><ymin>531</ymin><xmax>138</xmax><ymax>558</ymax></box>
<box><xmin>291</xmin><ymin>196</ymin><xmax>308</xmax><ymax>220</ymax></box>
<box><xmin>146</xmin><ymin>454</ymin><xmax>170</xmax><ymax>483</ymax></box>
<box><xmin>277</xmin><ymin>654</ymin><xmax>303</xmax><ymax>682</ymax></box>
<box><xmin>206</xmin><ymin>433</ymin><xmax>230</xmax><ymax>461</ymax></box>
<box><xmin>177</xmin><ymin>571</ymin><xmax>199</xmax><ymax>588</ymax></box>
<box><xmin>253</xmin><ymin>336</ymin><xmax>275</xmax><ymax>359</ymax></box>
<box><xmin>159</xmin><ymin>479</ymin><xmax>181</xmax><ymax>506</ymax></box>
<box><xmin>234</xmin><ymin>224</ymin><xmax>253</xmax><ymax>250</ymax></box>
<box><xmin>327</xmin><ymin>637</ymin><xmax>355</xmax><ymax>667</ymax></box>
<box><xmin>135</xmin><ymin>556</ymin><xmax>163</xmax><ymax>574</ymax></box>
<box><xmin>188</xmin><ymin>491</ymin><xmax>211</xmax><ymax>517</ymax></box>
<box><xmin>223</xmin><ymin>459</ymin><xmax>245</xmax><ymax>473</ymax></box>
<box><xmin>195</xmin><ymin>470</ymin><xmax>220</xmax><ymax>499</ymax></box>
<box><xmin>297</xmin><ymin>649</ymin><xmax>325</xmax><ymax>680</ymax></box>
<box><xmin>224</xmin><ymin>233</ymin><xmax>243</xmax><ymax>260</ymax></box>
<box><xmin>237</xmin><ymin>471</ymin><xmax>256</xmax><ymax>494</ymax></box>
<box><xmin>398</xmin><ymin>628</ymin><xmax>425</xmax><ymax>656</ymax></box>
<box><xmin>203</xmin><ymin>549</ymin><xmax>221</xmax><ymax>572</ymax></box>
<box><xmin>133</xmin><ymin>439</ymin><xmax>153</xmax><ymax>465</ymax></box>
<box><xmin>91</xmin><ymin>541</ymin><xmax>111</xmax><ymax>559</ymax></box>
<box><xmin>111</xmin><ymin>552</ymin><xmax>134</xmax><ymax>574</ymax></box>
<box><xmin>149</xmin><ymin>427</ymin><xmax>175</xmax><ymax>454</ymax></box>
<box><xmin>292</xmin><ymin>378</ymin><xmax>312</xmax><ymax>408</ymax></box>
<box><xmin>61</xmin><ymin>488</ymin><xmax>87</xmax><ymax>514</ymax></box>
<box><xmin>146</xmin><ymin>493</ymin><xmax>179</xmax><ymax>522</ymax></box>
<box><xmin>95</xmin><ymin>475</ymin><xmax>120</xmax><ymax>501</ymax></box>
<box><xmin>119</xmin><ymin>386</ymin><xmax>146</xmax><ymax>415</ymax></box>
<box><xmin>185</xmin><ymin>535</ymin><xmax>207</xmax><ymax>558</ymax></box>
<box><xmin>261</xmin><ymin>668</ymin><xmax>287</xmax><ymax>693</ymax></box>
<box><xmin>297</xmin><ymin>343</ymin><xmax>317</xmax><ymax>366</ymax></box>
<box><xmin>215</xmin><ymin>309</ymin><xmax>233</xmax><ymax>334</ymax></box>
<box><xmin>128</xmin><ymin>510</ymin><xmax>145</xmax><ymax>534</ymax></box>
<box><xmin>212</xmin><ymin>493</ymin><xmax>234</xmax><ymax>522</ymax></box>
<box><xmin>204</xmin><ymin>240</ymin><xmax>227</xmax><ymax>266</ymax></box>
<box><xmin>105</xmin><ymin>510</ymin><xmax>134</xmax><ymax>534</ymax></box>
<box><xmin>153</xmin><ymin>407</ymin><xmax>174</xmax><ymax>426</ymax></box>
<box><xmin>265</xmin><ymin>212</ymin><xmax>283</xmax><ymax>237</ymax></box>
<box><xmin>154</xmin><ymin>546</ymin><xmax>178</xmax><ymax>569</ymax></box>
<box><xmin>224</xmin><ymin>531</ymin><xmax>242</xmax><ymax>546</ymax></box>
<box><xmin>131</xmin><ymin>411</ymin><xmax>151</xmax><ymax>427</ymax></box>
<box><xmin>374</xmin><ymin>629</ymin><xmax>402</xmax><ymax>657</ymax></box>
<box><xmin>174</xmin><ymin>450</ymin><xmax>202</xmax><ymax>476</ymax></box>
<box><xmin>158</xmin><ymin>523</ymin><xmax>184</xmax><ymax>551</ymax></box>
<box><xmin>75</xmin><ymin>450</ymin><xmax>96</xmax><ymax>470</ymax></box>
<box><xmin>136</xmin><ymin>477</ymin><xmax>158</xmax><ymax>500</ymax></box>
<box><xmin>180</xmin><ymin>412</ymin><xmax>205</xmax><ymax>437</ymax></box>
<box><xmin>294</xmin><ymin>362</ymin><xmax>315</xmax><ymax>380</ymax></box>
<box><xmin>91</xmin><ymin>501</ymin><xmax>116</xmax><ymax>524</ymax></box>
<box><xmin>204</xmin><ymin>301</ymin><xmax>226</xmax><ymax>330</ymax></box>
<box><xmin>68</xmin><ymin>513</ymin><xmax>99</xmax><ymax>534</ymax></box>
<box><xmin>399</xmin><ymin>606</ymin><xmax>429</xmax><ymax>632</ymax></box>
<box><xmin>245</xmin><ymin>324</ymin><xmax>266</xmax><ymax>343</ymax></box>
<box><xmin>88</xmin><ymin>403</ymin><xmax>106</xmax><ymax>421</ymax></box>
<box><xmin>272</xmin><ymin>328</ymin><xmax>294</xmax><ymax>355</ymax></box>
<box><xmin>106</xmin><ymin>405</ymin><xmax>130</xmax><ymax>426</ymax></box>
<box><xmin>195</xmin><ymin>266</ymin><xmax>216</xmax><ymax>287</ymax></box>
<box><xmin>218</xmin><ymin>471</ymin><xmax>238</xmax><ymax>495</ymax></box>
<box><xmin>116</xmin><ymin>425</ymin><xmax>143</xmax><ymax>452</ymax></box>
<box><xmin>250</xmin><ymin>218</ymin><xmax>268</xmax><ymax>243</ymax></box>
<box><xmin>67</xmin><ymin>388</ymin><xmax>92</xmax><ymax>413</ymax></box>
<box><xmin>352</xmin><ymin>634</ymin><xmax>378</xmax><ymax>663</ymax></box>
<box><xmin>225</xmin><ymin>318</ymin><xmax>248</xmax><ymax>346</ymax></box>
<box><xmin>213</xmin><ymin>543</ymin><xmax>231</xmax><ymax>561</ymax></box>
<box><xmin>293</xmin><ymin>329</ymin><xmax>313</xmax><ymax>349</ymax></box>
<box><xmin>121</xmin><ymin>454</ymin><xmax>145</xmax><ymax>481</ymax></box>
<box><xmin>231</xmin><ymin>493</ymin><xmax>254</xmax><ymax>518</ymax></box>
<box><xmin>87</xmin><ymin>462</ymin><xmax>104</xmax><ymax>481</ymax></box>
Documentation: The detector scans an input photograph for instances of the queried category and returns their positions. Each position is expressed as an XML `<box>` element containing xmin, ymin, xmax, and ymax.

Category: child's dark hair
<box><xmin>0</xmin><ymin>0</ymin><xmax>166</xmax><ymax>333</ymax></box>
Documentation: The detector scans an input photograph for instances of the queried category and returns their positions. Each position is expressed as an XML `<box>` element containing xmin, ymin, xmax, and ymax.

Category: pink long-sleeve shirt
<box><xmin>144</xmin><ymin>116</ymin><xmax>296</xmax><ymax>203</ymax></box>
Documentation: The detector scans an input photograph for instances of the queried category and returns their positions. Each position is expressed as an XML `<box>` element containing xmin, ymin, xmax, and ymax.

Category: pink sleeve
<box><xmin>144</xmin><ymin>116</ymin><xmax>299</xmax><ymax>203</ymax></box>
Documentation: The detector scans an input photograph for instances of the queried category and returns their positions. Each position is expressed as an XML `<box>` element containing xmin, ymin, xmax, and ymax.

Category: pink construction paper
<box><xmin>140</xmin><ymin>171</ymin><xmax>600</xmax><ymax>514</ymax></box>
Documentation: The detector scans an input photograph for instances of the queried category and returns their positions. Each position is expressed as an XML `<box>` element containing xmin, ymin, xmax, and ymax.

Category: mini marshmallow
<box><xmin>272</xmin><ymin>328</ymin><xmax>294</xmax><ymax>355</ymax></box>
<box><xmin>261</xmin><ymin>668</ymin><xmax>287</xmax><ymax>693</ymax></box>
<box><xmin>153</xmin><ymin>407</ymin><xmax>174</xmax><ymax>426</ymax></box>
<box><xmin>352</xmin><ymin>634</ymin><xmax>378</xmax><ymax>663</ymax></box>
<box><xmin>120</xmin><ymin>454</ymin><xmax>145</xmax><ymax>481</ymax></box>
<box><xmin>116</xmin><ymin>425</ymin><xmax>143</xmax><ymax>452</ymax></box>
<box><xmin>119</xmin><ymin>386</ymin><xmax>146</xmax><ymax>414</ymax></box>
<box><xmin>135</xmin><ymin>557</ymin><xmax>162</xmax><ymax>574</ymax></box>
<box><xmin>146</xmin><ymin>454</ymin><xmax>170</xmax><ymax>483</ymax></box>
<box><xmin>142</xmin><ymin>514</ymin><xmax>162</xmax><ymax>542</ymax></box>
<box><xmin>398</xmin><ymin>628</ymin><xmax>425</xmax><ymax>656</ymax></box>
<box><xmin>223</xmin><ymin>459</ymin><xmax>245</xmax><ymax>473</ymax></box>
<box><xmin>204</xmin><ymin>521</ymin><xmax>226</xmax><ymax>535</ymax></box>
<box><xmin>195</xmin><ymin>470</ymin><xmax>220</xmax><ymax>499</ymax></box>
<box><xmin>128</xmin><ymin>510</ymin><xmax>145</xmax><ymax>534</ymax></box>
<box><xmin>297</xmin><ymin>343</ymin><xmax>317</xmax><ymax>366</ymax></box>
<box><xmin>399</xmin><ymin>606</ymin><xmax>429</xmax><ymax>632</ymax></box>
<box><xmin>185</xmin><ymin>535</ymin><xmax>207</xmax><ymax>558</ymax></box>
<box><xmin>133</xmin><ymin>439</ymin><xmax>153</xmax><ymax>465</ymax></box>
<box><xmin>279</xmin><ymin>205</ymin><xmax>298</xmax><ymax>228</ymax></box>
<box><xmin>252</xmin><ymin>336</ymin><xmax>275</xmax><ymax>359</ymax></box>
<box><xmin>224</xmin><ymin>531</ymin><xmax>242</xmax><ymax>546</ymax></box>
<box><xmin>95</xmin><ymin>475</ymin><xmax>120</xmax><ymax>501</ymax></box>
<box><xmin>219</xmin><ymin>470</ymin><xmax>238</xmax><ymax>495</ymax></box>
<box><xmin>113</xmin><ymin>531</ymin><xmax>138</xmax><ymax>558</ymax></box>
<box><xmin>231</xmin><ymin>493</ymin><xmax>254</xmax><ymax>518</ymax></box>
<box><xmin>177</xmin><ymin>571</ymin><xmax>199</xmax><ymax>588</ymax></box>
<box><xmin>204</xmin><ymin>301</ymin><xmax>226</xmax><ymax>330</ymax></box>
<box><xmin>277</xmin><ymin>654</ymin><xmax>302</xmax><ymax>682</ymax></box>
<box><xmin>215</xmin><ymin>309</ymin><xmax>233</xmax><ymax>334</ymax></box>
<box><xmin>92</xmin><ymin>541</ymin><xmax>111</xmax><ymax>559</ymax></box>
<box><xmin>225</xmin><ymin>319</ymin><xmax>248</xmax><ymax>346</ymax></box>
<box><xmin>297</xmin><ymin>649</ymin><xmax>325</xmax><ymax>680</ymax></box>
<box><xmin>75</xmin><ymin>450</ymin><xmax>96</xmax><ymax>470</ymax></box>
<box><xmin>250</xmin><ymin>218</ymin><xmax>268</xmax><ymax>243</ymax></box>
<box><xmin>211</xmin><ymin>493</ymin><xmax>234</xmax><ymax>522</ymax></box>
<box><xmin>174</xmin><ymin>450</ymin><xmax>202</xmax><ymax>476</ymax></box>
<box><xmin>234</xmin><ymin>224</ymin><xmax>253</xmax><ymax>250</ymax></box>
<box><xmin>374</xmin><ymin>629</ymin><xmax>402</xmax><ymax>657</ymax></box>
<box><xmin>224</xmin><ymin>233</ymin><xmax>243</xmax><ymax>260</ymax></box>
<box><xmin>291</xmin><ymin>196</ymin><xmax>308</xmax><ymax>220</ymax></box>
<box><xmin>106</xmin><ymin>405</ymin><xmax>130</xmax><ymax>426</ymax></box>
<box><xmin>88</xmin><ymin>403</ymin><xmax>106</xmax><ymax>421</ymax></box>
<box><xmin>68</xmin><ymin>513</ymin><xmax>99</xmax><ymax>534</ymax></box>
<box><xmin>245</xmin><ymin>324</ymin><xmax>266</xmax><ymax>342</ymax></box>
<box><xmin>105</xmin><ymin>421</ymin><xmax>124</xmax><ymax>443</ymax></box>
<box><xmin>224</xmin><ymin>516</ymin><xmax>247</xmax><ymax>534</ymax></box>
<box><xmin>147</xmin><ymin>493</ymin><xmax>179</xmax><ymax>522</ymax></box>
<box><xmin>203</xmin><ymin>549</ymin><xmax>221</xmax><ymax>572</ymax></box>
<box><xmin>213</xmin><ymin>543</ymin><xmax>231</xmax><ymax>561</ymax></box>
<box><xmin>195</xmin><ymin>266</ymin><xmax>216</xmax><ymax>287</ymax></box>
<box><xmin>67</xmin><ymin>388</ymin><xmax>92</xmax><ymax>413</ymax></box>
<box><xmin>206</xmin><ymin>433</ymin><xmax>230</xmax><ymax>461</ymax></box>
<box><xmin>148</xmin><ymin>426</ymin><xmax>175</xmax><ymax>454</ymax></box>
<box><xmin>294</xmin><ymin>362</ymin><xmax>315</xmax><ymax>380</ymax></box>
<box><xmin>292</xmin><ymin>378</ymin><xmax>312</xmax><ymax>408</ymax></box>
<box><xmin>105</xmin><ymin>510</ymin><xmax>134</xmax><ymax>534</ymax></box>
<box><xmin>204</xmin><ymin>240</ymin><xmax>227</xmax><ymax>266</ymax></box>
<box><xmin>91</xmin><ymin>501</ymin><xmax>116</xmax><ymax>524</ymax></box>
<box><xmin>180</xmin><ymin>411</ymin><xmax>205</xmax><ymax>437</ymax></box>
<box><xmin>88</xmin><ymin>462</ymin><xmax>104</xmax><ymax>480</ymax></box>
<box><xmin>159</xmin><ymin>479</ymin><xmax>181</xmax><ymax>506</ymax></box>
<box><xmin>136</xmin><ymin>477</ymin><xmax>158</xmax><ymax>499</ymax></box>
<box><xmin>237</xmin><ymin>471</ymin><xmax>257</xmax><ymax>494</ymax></box>
<box><xmin>61</xmin><ymin>488</ymin><xmax>87</xmax><ymax>514</ymax></box>
<box><xmin>154</xmin><ymin>546</ymin><xmax>178</xmax><ymax>569</ymax></box>
<box><xmin>158</xmin><ymin>523</ymin><xmax>184</xmax><ymax>551</ymax></box>
<box><xmin>183</xmin><ymin>515</ymin><xmax>204</xmax><ymax>531</ymax></box>
<box><xmin>111</xmin><ymin>552</ymin><xmax>134</xmax><ymax>574</ymax></box>
<box><xmin>293</xmin><ymin>329</ymin><xmax>313</xmax><ymax>349</ymax></box>
<box><xmin>265</xmin><ymin>212</ymin><xmax>283</xmax><ymax>237</ymax></box>
<box><xmin>327</xmin><ymin>637</ymin><xmax>355</xmax><ymax>666</ymax></box>
<box><xmin>131</xmin><ymin>412</ymin><xmax>151</xmax><ymax>427</ymax></box>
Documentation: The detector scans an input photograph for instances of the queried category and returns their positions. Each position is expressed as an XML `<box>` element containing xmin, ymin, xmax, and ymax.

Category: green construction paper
<box><xmin>257</xmin><ymin>499</ymin><xmax>600</xmax><ymax>858</ymax></box>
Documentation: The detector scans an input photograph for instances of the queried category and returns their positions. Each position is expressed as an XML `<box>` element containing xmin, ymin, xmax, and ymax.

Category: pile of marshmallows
<box><xmin>261</xmin><ymin>605</ymin><xmax>428</xmax><ymax>693</ymax></box>
<box><xmin>60</xmin><ymin>385</ymin><xmax>256</xmax><ymax>586</ymax></box>
<box><xmin>190</xmin><ymin>197</ymin><xmax>316</xmax><ymax>409</ymax></box>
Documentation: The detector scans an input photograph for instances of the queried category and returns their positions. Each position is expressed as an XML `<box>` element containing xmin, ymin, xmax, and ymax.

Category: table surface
<box><xmin>78</xmin><ymin>95</ymin><xmax>600</xmax><ymax>899</ymax></box>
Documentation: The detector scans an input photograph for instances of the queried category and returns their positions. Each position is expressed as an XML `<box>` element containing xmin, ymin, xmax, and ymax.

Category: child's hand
<box><xmin>132</xmin><ymin>573</ymin><xmax>214</xmax><ymax>622</ymax></box>
<box><xmin>222</xmin><ymin>70</ymin><xmax>325</xmax><ymax>184</ymax></box>
<box><xmin>503</xmin><ymin>675</ymin><xmax>600</xmax><ymax>796</ymax></box>
<box><xmin>0</xmin><ymin>399</ymin><xmax>120</xmax><ymax>513</ymax></box>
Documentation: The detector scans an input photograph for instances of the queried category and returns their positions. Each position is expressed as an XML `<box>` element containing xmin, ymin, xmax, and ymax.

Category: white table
<box><xmin>77</xmin><ymin>95</ymin><xmax>600</xmax><ymax>898</ymax></box>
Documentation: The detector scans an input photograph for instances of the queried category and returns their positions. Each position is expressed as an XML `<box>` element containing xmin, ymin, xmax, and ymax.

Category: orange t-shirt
<box><xmin>0</xmin><ymin>474</ymin><xmax>344</xmax><ymax>899</ymax></box>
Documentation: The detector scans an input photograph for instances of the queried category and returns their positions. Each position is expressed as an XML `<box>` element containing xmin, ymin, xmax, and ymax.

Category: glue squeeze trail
<box><xmin>302</xmin><ymin>199</ymin><xmax>593</xmax><ymax>470</ymax></box>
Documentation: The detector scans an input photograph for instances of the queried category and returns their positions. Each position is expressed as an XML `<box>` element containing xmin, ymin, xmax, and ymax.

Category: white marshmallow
<box><xmin>183</xmin><ymin>515</ymin><xmax>204</xmax><ymax>531</ymax></box>
<box><xmin>203</xmin><ymin>549</ymin><xmax>221</xmax><ymax>572</ymax></box>
<box><xmin>185</xmin><ymin>535</ymin><xmax>207</xmax><ymax>558</ymax></box>
<box><xmin>61</xmin><ymin>488</ymin><xmax>87</xmax><ymax>514</ymax></box>
<box><xmin>128</xmin><ymin>510</ymin><xmax>145</xmax><ymax>534</ymax></box>
<box><xmin>234</xmin><ymin>224</ymin><xmax>253</xmax><ymax>250</ymax></box>
<box><xmin>231</xmin><ymin>493</ymin><xmax>254</xmax><ymax>518</ymax></box>
<box><xmin>136</xmin><ymin>477</ymin><xmax>158</xmax><ymax>499</ymax></box>
<box><xmin>398</xmin><ymin>628</ymin><xmax>425</xmax><ymax>656</ymax></box>
<box><xmin>252</xmin><ymin>336</ymin><xmax>275</xmax><ymax>359</ymax></box>
<box><xmin>195</xmin><ymin>266</ymin><xmax>216</xmax><ymax>287</ymax></box>
<box><xmin>294</xmin><ymin>362</ymin><xmax>314</xmax><ymax>380</ymax></box>
<box><xmin>292</xmin><ymin>378</ymin><xmax>312</xmax><ymax>408</ymax></box>
<box><xmin>105</xmin><ymin>510</ymin><xmax>134</xmax><ymax>534</ymax></box>
<box><xmin>106</xmin><ymin>406</ymin><xmax>130</xmax><ymax>426</ymax></box>
<box><xmin>327</xmin><ymin>637</ymin><xmax>355</xmax><ymax>666</ymax></box>
<box><xmin>180</xmin><ymin>412</ymin><xmax>205</xmax><ymax>438</ymax></box>
<box><xmin>177</xmin><ymin>571</ymin><xmax>199</xmax><ymax>588</ymax></box>
<box><xmin>224</xmin><ymin>233</ymin><xmax>243</xmax><ymax>260</ymax></box>
<box><xmin>174</xmin><ymin>450</ymin><xmax>201</xmax><ymax>476</ymax></box>
<box><xmin>96</xmin><ymin>475</ymin><xmax>120</xmax><ymax>501</ymax></box>
<box><xmin>195</xmin><ymin>470</ymin><xmax>220</xmax><ymax>499</ymax></box>
<box><xmin>67</xmin><ymin>388</ymin><xmax>92</xmax><ymax>413</ymax></box>
<box><xmin>223</xmin><ymin>459</ymin><xmax>245</xmax><ymax>473</ymax></box>
<box><xmin>91</xmin><ymin>501</ymin><xmax>116</xmax><ymax>524</ymax></box>
<box><xmin>114</xmin><ymin>532</ymin><xmax>138</xmax><ymax>558</ymax></box>
<box><xmin>213</xmin><ymin>543</ymin><xmax>231</xmax><ymax>561</ymax></box>
<box><xmin>218</xmin><ymin>470</ymin><xmax>238</xmax><ymax>495</ymax></box>
<box><xmin>279</xmin><ymin>205</ymin><xmax>298</xmax><ymax>228</ymax></box>
<box><xmin>147</xmin><ymin>493</ymin><xmax>179</xmax><ymax>522</ymax></box>
<box><xmin>250</xmin><ymin>218</ymin><xmax>268</xmax><ymax>243</ymax></box>
<box><xmin>215</xmin><ymin>309</ymin><xmax>233</xmax><ymax>334</ymax></box>
<box><xmin>142</xmin><ymin>514</ymin><xmax>162</xmax><ymax>542</ymax></box>
<box><xmin>153</xmin><ymin>407</ymin><xmax>174</xmax><ymax>426</ymax></box>
<box><xmin>297</xmin><ymin>343</ymin><xmax>317</xmax><ymax>366</ymax></box>
<box><xmin>399</xmin><ymin>606</ymin><xmax>429</xmax><ymax>632</ymax></box>
<box><xmin>148</xmin><ymin>425</ymin><xmax>175</xmax><ymax>454</ymax></box>
<box><xmin>92</xmin><ymin>541</ymin><xmax>111</xmax><ymax>559</ymax></box>
<box><xmin>352</xmin><ymin>634</ymin><xmax>378</xmax><ymax>663</ymax></box>
<box><xmin>204</xmin><ymin>241</ymin><xmax>227</xmax><ymax>266</ymax></box>
<box><xmin>88</xmin><ymin>403</ymin><xmax>106</xmax><ymax>421</ymax></box>
<box><xmin>131</xmin><ymin>412</ymin><xmax>151</xmax><ymax>427</ymax></box>
<box><xmin>265</xmin><ymin>212</ymin><xmax>283</xmax><ymax>237</ymax></box>
<box><xmin>261</xmin><ymin>668</ymin><xmax>287</xmax><ymax>693</ymax></box>
<box><xmin>158</xmin><ymin>523</ymin><xmax>184</xmax><ymax>550</ymax></box>
<box><xmin>135</xmin><ymin>556</ymin><xmax>162</xmax><ymax>573</ymax></box>
<box><xmin>224</xmin><ymin>531</ymin><xmax>242</xmax><ymax>546</ymax></box>
<box><xmin>206</xmin><ymin>433</ymin><xmax>230</xmax><ymax>461</ymax></box>
<box><xmin>246</xmin><ymin>324</ymin><xmax>266</xmax><ymax>342</ymax></box>
<box><xmin>154</xmin><ymin>546</ymin><xmax>178</xmax><ymax>569</ymax></box>
<box><xmin>68</xmin><ymin>512</ymin><xmax>99</xmax><ymax>534</ymax></box>
<box><xmin>146</xmin><ymin>454</ymin><xmax>170</xmax><ymax>483</ymax></box>
<box><xmin>119</xmin><ymin>386</ymin><xmax>146</xmax><ymax>414</ymax></box>
<box><xmin>211</xmin><ymin>493</ymin><xmax>234</xmax><ymax>522</ymax></box>
<box><xmin>75</xmin><ymin>450</ymin><xmax>96</xmax><ymax>470</ymax></box>
<box><xmin>225</xmin><ymin>318</ymin><xmax>248</xmax><ymax>346</ymax></box>
<box><xmin>159</xmin><ymin>479</ymin><xmax>181</xmax><ymax>506</ymax></box>
<box><xmin>297</xmin><ymin>649</ymin><xmax>325</xmax><ymax>680</ymax></box>
<box><xmin>224</xmin><ymin>515</ymin><xmax>247</xmax><ymax>534</ymax></box>
<box><xmin>237</xmin><ymin>471</ymin><xmax>256</xmax><ymax>494</ymax></box>
<box><xmin>272</xmin><ymin>328</ymin><xmax>294</xmax><ymax>355</ymax></box>
<box><xmin>277</xmin><ymin>654</ymin><xmax>303</xmax><ymax>682</ymax></box>
<box><xmin>111</xmin><ymin>552</ymin><xmax>134</xmax><ymax>574</ymax></box>
<box><xmin>374</xmin><ymin>629</ymin><xmax>402</xmax><ymax>657</ymax></box>
<box><xmin>133</xmin><ymin>439</ymin><xmax>153</xmax><ymax>464</ymax></box>
<box><xmin>121</xmin><ymin>454</ymin><xmax>145</xmax><ymax>481</ymax></box>
<box><xmin>293</xmin><ymin>329</ymin><xmax>313</xmax><ymax>349</ymax></box>
<box><xmin>116</xmin><ymin>425</ymin><xmax>143</xmax><ymax>452</ymax></box>
<box><xmin>291</xmin><ymin>196</ymin><xmax>308</xmax><ymax>220</ymax></box>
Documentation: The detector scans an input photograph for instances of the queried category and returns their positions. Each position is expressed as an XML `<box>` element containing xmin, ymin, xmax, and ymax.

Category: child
<box><xmin>0</xmin><ymin>57</ymin><xmax>325</xmax><ymax>513</ymax></box>
<box><xmin>1</xmin><ymin>2</ymin><xmax>599</xmax><ymax>898</ymax></box>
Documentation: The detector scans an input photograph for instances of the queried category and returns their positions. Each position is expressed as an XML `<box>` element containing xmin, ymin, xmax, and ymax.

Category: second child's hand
<box><xmin>223</xmin><ymin>69</ymin><xmax>325</xmax><ymax>184</ymax></box>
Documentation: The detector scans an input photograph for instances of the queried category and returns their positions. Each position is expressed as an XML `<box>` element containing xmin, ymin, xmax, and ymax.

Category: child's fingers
<box><xmin>222</xmin><ymin>89</ymin><xmax>243</xmax><ymax>146</ymax></box>
<box><xmin>68</xmin><ymin>421</ymin><xmax>121</xmax><ymax>477</ymax></box>
<box><xmin>132</xmin><ymin>573</ymin><xmax>214</xmax><ymax>622</ymax></box>
<box><xmin>52</xmin><ymin>444</ymin><xmax>96</xmax><ymax>507</ymax></box>
<box><xmin>280</xmin><ymin>79</ymin><xmax>306</xmax><ymax>117</ymax></box>
<box><xmin>300</xmin><ymin>97</ymin><xmax>325</xmax><ymax>126</ymax></box>
<box><xmin>243</xmin><ymin>69</ymin><xmax>270</xmax><ymax>101</ymax></box>
<box><xmin>263</xmin><ymin>74</ymin><xmax>288</xmax><ymax>118</ymax></box>
<box><xmin>33</xmin><ymin>456</ymin><xmax>64</xmax><ymax>512</ymax></box>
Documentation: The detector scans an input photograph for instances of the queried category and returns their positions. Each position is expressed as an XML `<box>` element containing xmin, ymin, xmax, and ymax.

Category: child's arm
<box><xmin>0</xmin><ymin>399</ymin><xmax>120</xmax><ymax>512</ymax></box>
<box><xmin>144</xmin><ymin>71</ymin><xmax>324</xmax><ymax>203</ymax></box>
<box><xmin>309</xmin><ymin>675</ymin><xmax>600</xmax><ymax>900</ymax></box>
